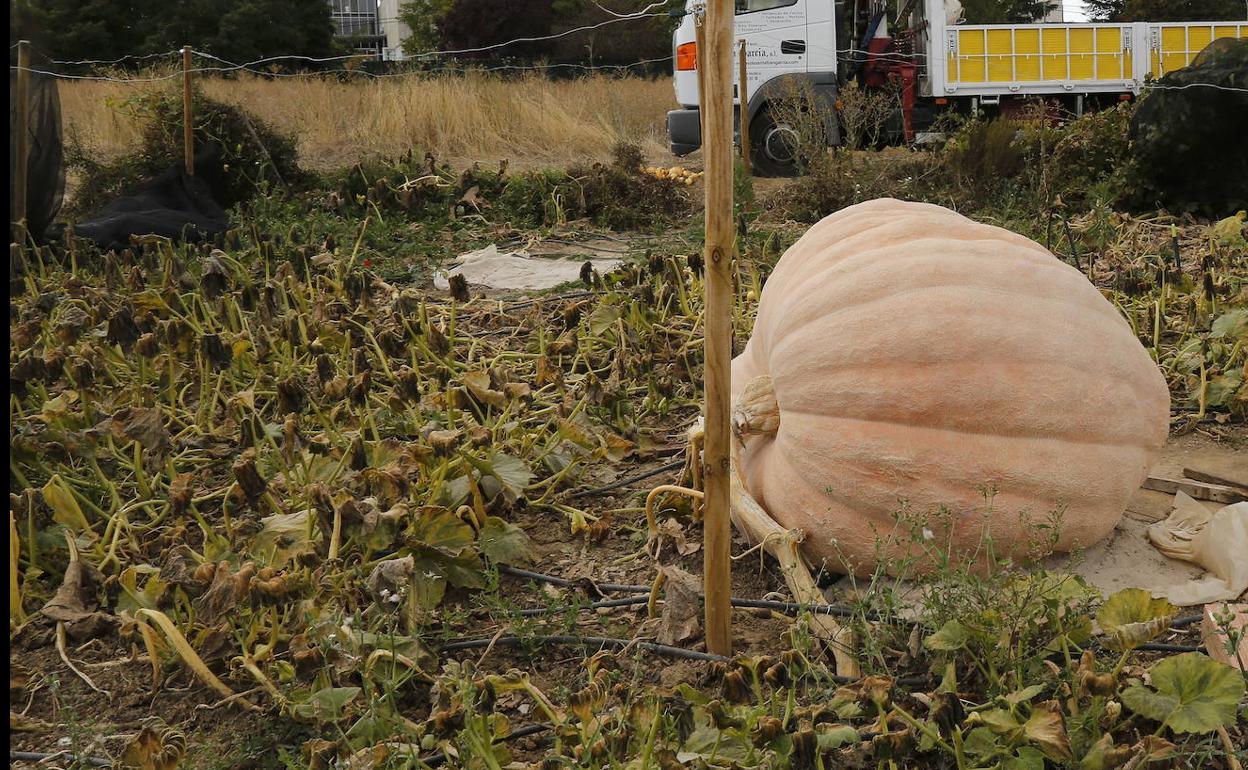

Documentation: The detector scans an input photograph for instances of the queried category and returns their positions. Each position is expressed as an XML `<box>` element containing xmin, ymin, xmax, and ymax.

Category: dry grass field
<box><xmin>58</xmin><ymin>71</ymin><xmax>677</xmax><ymax>169</ymax></box>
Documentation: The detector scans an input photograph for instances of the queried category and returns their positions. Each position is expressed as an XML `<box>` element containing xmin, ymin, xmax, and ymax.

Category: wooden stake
<box><xmin>13</xmin><ymin>39</ymin><xmax>32</xmax><ymax>240</ymax></box>
<box><xmin>694</xmin><ymin>17</ymin><xmax>707</xmax><ymax>129</ymax></box>
<box><xmin>701</xmin><ymin>0</ymin><xmax>734</xmax><ymax>657</ymax></box>
<box><xmin>738</xmin><ymin>39</ymin><xmax>751</xmax><ymax>177</ymax></box>
<box><xmin>182</xmin><ymin>45</ymin><xmax>194</xmax><ymax>175</ymax></box>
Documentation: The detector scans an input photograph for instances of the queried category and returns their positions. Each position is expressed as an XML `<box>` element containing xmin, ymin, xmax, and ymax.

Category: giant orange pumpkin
<box><xmin>731</xmin><ymin>199</ymin><xmax>1170</xmax><ymax>576</ymax></box>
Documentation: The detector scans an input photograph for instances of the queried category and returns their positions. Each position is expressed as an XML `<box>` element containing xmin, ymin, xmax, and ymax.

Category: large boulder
<box><xmin>1130</xmin><ymin>37</ymin><xmax>1248</xmax><ymax>214</ymax></box>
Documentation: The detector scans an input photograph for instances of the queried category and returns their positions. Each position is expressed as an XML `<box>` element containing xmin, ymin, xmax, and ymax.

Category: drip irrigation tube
<box><xmin>440</xmin><ymin>634</ymin><xmax>731</xmax><ymax>662</ymax></box>
<box><xmin>422</xmin><ymin>724</ymin><xmax>552</xmax><ymax>768</ymax></box>
<box><xmin>498</xmin><ymin>564</ymin><xmax>867</xmax><ymax>618</ymax></box>
<box><xmin>11</xmin><ymin>751</ymin><xmax>112</xmax><ymax>767</ymax></box>
<box><xmin>566</xmin><ymin>458</ymin><xmax>687</xmax><ymax>499</ymax></box>
<box><xmin>439</xmin><ymin>634</ymin><xmax>930</xmax><ymax>686</ymax></box>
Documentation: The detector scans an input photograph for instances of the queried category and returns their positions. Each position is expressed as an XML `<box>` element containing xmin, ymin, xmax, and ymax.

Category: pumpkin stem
<box><xmin>732</xmin><ymin>374</ymin><xmax>780</xmax><ymax>443</ymax></box>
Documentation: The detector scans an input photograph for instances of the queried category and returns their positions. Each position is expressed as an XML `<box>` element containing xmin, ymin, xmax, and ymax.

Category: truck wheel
<box><xmin>749</xmin><ymin>109</ymin><xmax>801</xmax><ymax>177</ymax></box>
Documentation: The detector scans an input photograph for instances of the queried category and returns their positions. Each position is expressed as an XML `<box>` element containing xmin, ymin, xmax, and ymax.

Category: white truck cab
<box><xmin>667</xmin><ymin>0</ymin><xmax>1248</xmax><ymax>175</ymax></box>
<box><xmin>669</xmin><ymin>0</ymin><xmax>842</xmax><ymax>176</ymax></box>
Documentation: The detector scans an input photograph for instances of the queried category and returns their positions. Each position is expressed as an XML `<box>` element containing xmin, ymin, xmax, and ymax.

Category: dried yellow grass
<box><xmin>58</xmin><ymin>72</ymin><xmax>677</xmax><ymax>169</ymax></box>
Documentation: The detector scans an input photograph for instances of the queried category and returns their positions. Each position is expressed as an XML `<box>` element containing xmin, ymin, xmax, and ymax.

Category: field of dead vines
<box><xmin>9</xmin><ymin>87</ymin><xmax>1248</xmax><ymax>770</ymax></box>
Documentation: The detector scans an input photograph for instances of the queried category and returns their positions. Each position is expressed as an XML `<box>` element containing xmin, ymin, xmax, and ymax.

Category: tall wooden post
<box><xmin>694</xmin><ymin>17</ymin><xmax>707</xmax><ymax>125</ymax></box>
<box><xmin>13</xmin><ymin>40</ymin><xmax>32</xmax><ymax>239</ymax></box>
<box><xmin>701</xmin><ymin>0</ymin><xmax>734</xmax><ymax>657</ymax></box>
<box><xmin>182</xmin><ymin>46</ymin><xmax>195</xmax><ymax>175</ymax></box>
<box><xmin>738</xmin><ymin>39</ymin><xmax>751</xmax><ymax>177</ymax></box>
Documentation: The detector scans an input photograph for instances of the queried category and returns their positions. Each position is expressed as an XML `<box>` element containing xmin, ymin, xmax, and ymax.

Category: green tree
<box><xmin>11</xmin><ymin>0</ymin><xmax>336</xmax><ymax>65</ymax></box>
<box><xmin>398</xmin><ymin>0</ymin><xmax>456</xmax><ymax>54</ymax></box>
<box><xmin>1085</xmin><ymin>0</ymin><xmax>1245</xmax><ymax>19</ymax></box>
<box><xmin>960</xmin><ymin>0</ymin><xmax>1059</xmax><ymax>23</ymax></box>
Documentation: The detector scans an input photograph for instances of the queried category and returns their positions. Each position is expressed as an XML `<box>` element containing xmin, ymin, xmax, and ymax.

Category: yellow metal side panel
<box><xmin>1015</xmin><ymin>28</ymin><xmax>1041</xmax><ymax>80</ymax></box>
<box><xmin>1188</xmin><ymin>26</ymin><xmax>1213</xmax><ymax>52</ymax></box>
<box><xmin>956</xmin><ymin>28</ymin><xmax>987</xmax><ymax>82</ymax></box>
<box><xmin>987</xmin><ymin>28</ymin><xmax>1014</xmax><ymax>81</ymax></box>
<box><xmin>1094</xmin><ymin>27</ymin><xmax>1123</xmax><ymax>79</ymax></box>
<box><xmin>1160</xmin><ymin>26</ymin><xmax>1188</xmax><ymax>74</ymax></box>
<box><xmin>1041</xmin><ymin>27</ymin><xmax>1068</xmax><ymax>80</ymax></box>
<box><xmin>1069</xmin><ymin>27</ymin><xmax>1094</xmax><ymax>80</ymax></box>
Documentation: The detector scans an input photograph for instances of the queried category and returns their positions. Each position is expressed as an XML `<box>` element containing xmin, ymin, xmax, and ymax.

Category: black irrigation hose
<box><xmin>566</xmin><ymin>458</ymin><xmax>688</xmax><ymax>499</ymax></box>
<box><xmin>422</xmin><ymin>724</ymin><xmax>553</xmax><ymax>768</ymax></box>
<box><xmin>440</xmin><ymin>634</ymin><xmax>732</xmax><ymax>662</ymax></box>
<box><xmin>498</xmin><ymin>564</ymin><xmax>868</xmax><ymax>618</ymax></box>
<box><xmin>499</xmin><ymin>564</ymin><xmax>651</xmax><ymax>594</ymax></box>
<box><xmin>438</xmin><ymin>633</ymin><xmax>931</xmax><ymax>687</ymax></box>
<box><xmin>11</xmin><ymin>751</ymin><xmax>112</xmax><ymax>767</ymax></box>
<box><xmin>514</xmin><ymin>595</ymin><xmax>652</xmax><ymax>616</ymax></box>
<box><xmin>1171</xmin><ymin>614</ymin><xmax>1203</xmax><ymax>628</ymax></box>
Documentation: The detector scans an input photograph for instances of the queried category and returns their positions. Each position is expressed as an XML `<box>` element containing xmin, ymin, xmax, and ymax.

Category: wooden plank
<box><xmin>1142</xmin><ymin>476</ymin><xmax>1247</xmax><ymax>505</ymax></box>
<box><xmin>1182</xmin><ymin>467</ymin><xmax>1248</xmax><ymax>494</ymax></box>
<box><xmin>182</xmin><ymin>46</ymin><xmax>195</xmax><ymax>175</ymax></box>
<box><xmin>701</xmin><ymin>0</ymin><xmax>734</xmax><ymax>658</ymax></box>
<box><xmin>13</xmin><ymin>40</ymin><xmax>31</xmax><ymax>240</ymax></box>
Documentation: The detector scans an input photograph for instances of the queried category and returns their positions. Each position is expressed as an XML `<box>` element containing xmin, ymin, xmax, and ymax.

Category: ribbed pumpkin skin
<box><xmin>732</xmin><ymin>199</ymin><xmax>1170</xmax><ymax>576</ymax></box>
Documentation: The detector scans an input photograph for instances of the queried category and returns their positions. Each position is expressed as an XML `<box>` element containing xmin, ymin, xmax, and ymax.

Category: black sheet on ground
<box><xmin>71</xmin><ymin>146</ymin><xmax>231</xmax><ymax>251</ymax></box>
<box><xmin>9</xmin><ymin>48</ymin><xmax>65</xmax><ymax>243</ymax></box>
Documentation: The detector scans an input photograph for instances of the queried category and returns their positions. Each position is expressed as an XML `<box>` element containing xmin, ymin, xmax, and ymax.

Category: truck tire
<box><xmin>749</xmin><ymin>108</ymin><xmax>801</xmax><ymax>177</ymax></box>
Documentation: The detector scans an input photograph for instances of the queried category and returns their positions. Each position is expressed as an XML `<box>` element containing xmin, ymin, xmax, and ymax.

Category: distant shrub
<box><xmin>67</xmin><ymin>89</ymin><xmax>304</xmax><ymax>216</ymax></box>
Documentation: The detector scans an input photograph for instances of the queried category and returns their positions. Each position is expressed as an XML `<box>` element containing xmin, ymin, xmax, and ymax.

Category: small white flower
<box><xmin>922</xmin><ymin>528</ymin><xmax>935</xmax><ymax>541</ymax></box>
<box><xmin>388</xmin><ymin>593</ymin><xmax>402</xmax><ymax>604</ymax></box>
<box><xmin>379</xmin><ymin>588</ymin><xmax>392</xmax><ymax>600</ymax></box>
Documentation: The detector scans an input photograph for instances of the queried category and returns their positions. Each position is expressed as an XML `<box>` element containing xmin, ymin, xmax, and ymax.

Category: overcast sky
<box><xmin>1064</xmin><ymin>0</ymin><xmax>1089</xmax><ymax>21</ymax></box>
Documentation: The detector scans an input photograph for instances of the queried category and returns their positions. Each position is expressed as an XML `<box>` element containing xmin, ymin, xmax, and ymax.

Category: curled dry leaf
<box><xmin>656</xmin><ymin>564</ymin><xmax>702</xmax><ymax>646</ymax></box>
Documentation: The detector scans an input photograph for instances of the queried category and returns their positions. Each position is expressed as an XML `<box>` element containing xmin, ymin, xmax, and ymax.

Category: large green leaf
<box><xmin>478</xmin><ymin>516</ymin><xmax>532</xmax><ymax>565</ymax></box>
<box><xmin>1211</xmin><ymin>308</ymin><xmax>1248</xmax><ymax>340</ymax></box>
<box><xmin>1121</xmin><ymin>652</ymin><xmax>1244</xmax><ymax>734</ymax></box>
<box><xmin>1004</xmin><ymin>746</ymin><xmax>1046</xmax><ymax>770</ymax></box>
<box><xmin>1096</xmin><ymin>588</ymin><xmax>1174</xmax><ymax>651</ymax></box>
<box><xmin>408</xmin><ymin>507</ymin><xmax>475</xmax><ymax>552</ymax></box>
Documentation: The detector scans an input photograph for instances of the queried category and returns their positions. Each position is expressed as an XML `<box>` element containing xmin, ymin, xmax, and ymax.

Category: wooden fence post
<box><xmin>182</xmin><ymin>45</ymin><xmax>194</xmax><ymax>175</ymax></box>
<box><xmin>701</xmin><ymin>0</ymin><xmax>734</xmax><ymax>657</ymax></box>
<box><xmin>738</xmin><ymin>39</ymin><xmax>751</xmax><ymax>177</ymax></box>
<box><xmin>13</xmin><ymin>39</ymin><xmax>32</xmax><ymax>240</ymax></box>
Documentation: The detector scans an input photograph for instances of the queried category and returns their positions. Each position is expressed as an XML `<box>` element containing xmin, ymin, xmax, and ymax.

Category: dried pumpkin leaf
<box><xmin>1022</xmin><ymin>700</ymin><xmax>1072</xmax><ymax>761</ymax></box>
<box><xmin>41</xmin><ymin>475</ymin><xmax>93</xmax><ymax>536</ymax></box>
<box><xmin>252</xmin><ymin>510</ymin><xmax>315</xmax><ymax>568</ymax></box>
<box><xmin>1096</xmin><ymin>588</ymin><xmax>1175</xmax><ymax>650</ymax></box>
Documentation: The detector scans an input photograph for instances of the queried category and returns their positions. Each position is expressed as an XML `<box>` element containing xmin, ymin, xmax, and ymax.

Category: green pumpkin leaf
<box><xmin>925</xmin><ymin>619</ymin><xmax>971</xmax><ymax>651</ymax></box>
<box><xmin>1211</xmin><ymin>308</ymin><xmax>1248</xmax><ymax>340</ymax></box>
<box><xmin>291</xmin><ymin>686</ymin><xmax>361</xmax><ymax>723</ymax></box>
<box><xmin>1096</xmin><ymin>588</ymin><xmax>1174</xmax><ymax>650</ymax></box>
<box><xmin>478</xmin><ymin>516</ymin><xmax>532</xmax><ymax>565</ymax></box>
<box><xmin>1004</xmin><ymin>746</ymin><xmax>1046</xmax><ymax>770</ymax></box>
<box><xmin>816</xmin><ymin>724</ymin><xmax>860</xmax><ymax>750</ymax></box>
<box><xmin>1121</xmin><ymin>652</ymin><xmax>1245</xmax><ymax>733</ymax></box>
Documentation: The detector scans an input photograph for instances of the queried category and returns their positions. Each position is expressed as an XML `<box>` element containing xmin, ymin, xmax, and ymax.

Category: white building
<box><xmin>328</xmin><ymin>0</ymin><xmax>411</xmax><ymax>59</ymax></box>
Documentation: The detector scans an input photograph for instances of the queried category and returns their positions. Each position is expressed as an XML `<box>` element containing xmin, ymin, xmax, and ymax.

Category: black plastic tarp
<box><xmin>9</xmin><ymin>47</ymin><xmax>65</xmax><ymax>243</ymax></box>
